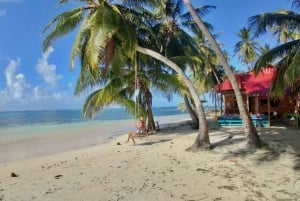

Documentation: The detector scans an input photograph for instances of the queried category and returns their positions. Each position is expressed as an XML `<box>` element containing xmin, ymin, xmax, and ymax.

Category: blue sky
<box><xmin>0</xmin><ymin>0</ymin><xmax>293</xmax><ymax>111</ymax></box>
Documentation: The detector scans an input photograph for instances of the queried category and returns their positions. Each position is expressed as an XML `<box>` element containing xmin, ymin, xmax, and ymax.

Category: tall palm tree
<box><xmin>133</xmin><ymin>0</ymin><xmax>214</xmax><ymax>134</ymax></box>
<box><xmin>43</xmin><ymin>0</ymin><xmax>212</xmax><ymax>148</ymax></box>
<box><xmin>183</xmin><ymin>0</ymin><xmax>262</xmax><ymax>150</ymax></box>
<box><xmin>70</xmin><ymin>3</ymin><xmax>186</xmax><ymax>131</ymax></box>
<box><xmin>150</xmin><ymin>1</ymin><xmax>218</xmax><ymax>132</ymax></box>
<box><xmin>271</xmin><ymin>22</ymin><xmax>296</xmax><ymax>43</ymax></box>
<box><xmin>248</xmin><ymin>6</ymin><xmax>300</xmax><ymax>98</ymax></box>
<box><xmin>234</xmin><ymin>27</ymin><xmax>260</xmax><ymax>69</ymax></box>
<box><xmin>43</xmin><ymin>0</ymin><xmax>168</xmax><ymax>131</ymax></box>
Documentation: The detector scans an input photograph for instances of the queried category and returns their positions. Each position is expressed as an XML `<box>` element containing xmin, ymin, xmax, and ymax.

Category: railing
<box><xmin>217</xmin><ymin>114</ymin><xmax>268</xmax><ymax>127</ymax></box>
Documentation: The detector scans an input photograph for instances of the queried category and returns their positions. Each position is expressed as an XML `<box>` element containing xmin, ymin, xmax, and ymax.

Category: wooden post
<box><xmin>246</xmin><ymin>95</ymin><xmax>249</xmax><ymax>112</ymax></box>
<box><xmin>268</xmin><ymin>95</ymin><xmax>270</xmax><ymax>127</ymax></box>
<box><xmin>214</xmin><ymin>91</ymin><xmax>217</xmax><ymax>117</ymax></box>
<box><xmin>221</xmin><ymin>93</ymin><xmax>223</xmax><ymax>115</ymax></box>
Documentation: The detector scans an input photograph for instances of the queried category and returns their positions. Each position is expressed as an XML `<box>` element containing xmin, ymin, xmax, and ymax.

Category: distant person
<box><xmin>125</xmin><ymin>117</ymin><xmax>145</xmax><ymax>145</ymax></box>
<box><xmin>272</xmin><ymin>111</ymin><xmax>278</xmax><ymax>119</ymax></box>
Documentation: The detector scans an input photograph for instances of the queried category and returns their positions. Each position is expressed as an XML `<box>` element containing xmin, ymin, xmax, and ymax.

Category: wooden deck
<box><xmin>217</xmin><ymin>115</ymin><xmax>268</xmax><ymax>127</ymax></box>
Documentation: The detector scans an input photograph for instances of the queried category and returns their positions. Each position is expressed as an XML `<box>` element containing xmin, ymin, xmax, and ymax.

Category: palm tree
<box><xmin>234</xmin><ymin>27</ymin><xmax>260</xmax><ymax>70</ymax></box>
<box><xmin>183</xmin><ymin>0</ymin><xmax>262</xmax><ymax>150</ymax></box>
<box><xmin>271</xmin><ymin>21</ymin><xmax>296</xmax><ymax>43</ymax></box>
<box><xmin>150</xmin><ymin>1</ymin><xmax>218</xmax><ymax>132</ymax></box>
<box><xmin>132</xmin><ymin>0</ymin><xmax>214</xmax><ymax>135</ymax></box>
<box><xmin>80</xmin><ymin>68</ymin><xmax>146</xmax><ymax>119</ymax></box>
<box><xmin>132</xmin><ymin>54</ymin><xmax>187</xmax><ymax>132</ymax></box>
<box><xmin>43</xmin><ymin>0</ymin><xmax>212</xmax><ymax>149</ymax></box>
<box><xmin>258</xmin><ymin>44</ymin><xmax>271</xmax><ymax>56</ymax></box>
<box><xmin>248</xmin><ymin>6</ymin><xmax>300</xmax><ymax>98</ymax></box>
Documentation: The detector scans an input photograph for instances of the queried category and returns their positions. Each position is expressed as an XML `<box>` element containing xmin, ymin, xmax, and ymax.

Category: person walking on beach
<box><xmin>125</xmin><ymin>117</ymin><xmax>145</xmax><ymax>145</ymax></box>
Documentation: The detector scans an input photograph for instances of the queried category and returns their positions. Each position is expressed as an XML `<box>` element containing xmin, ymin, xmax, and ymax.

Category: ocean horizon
<box><xmin>0</xmin><ymin>106</ymin><xmax>190</xmax><ymax>162</ymax></box>
<box><xmin>0</xmin><ymin>106</ymin><xmax>188</xmax><ymax>129</ymax></box>
<box><xmin>0</xmin><ymin>106</ymin><xmax>191</xmax><ymax>143</ymax></box>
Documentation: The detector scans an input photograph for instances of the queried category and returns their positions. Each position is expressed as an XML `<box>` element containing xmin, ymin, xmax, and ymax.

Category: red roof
<box><xmin>215</xmin><ymin>66</ymin><xmax>276</xmax><ymax>96</ymax></box>
<box><xmin>244</xmin><ymin>67</ymin><xmax>275</xmax><ymax>95</ymax></box>
<box><xmin>215</xmin><ymin>74</ymin><xmax>246</xmax><ymax>91</ymax></box>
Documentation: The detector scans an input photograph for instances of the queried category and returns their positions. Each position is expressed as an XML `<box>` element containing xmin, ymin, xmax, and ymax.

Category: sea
<box><xmin>0</xmin><ymin>106</ymin><xmax>188</xmax><ymax>142</ymax></box>
<box><xmin>0</xmin><ymin>106</ymin><xmax>190</xmax><ymax>162</ymax></box>
<box><xmin>0</xmin><ymin>106</ymin><xmax>186</xmax><ymax>128</ymax></box>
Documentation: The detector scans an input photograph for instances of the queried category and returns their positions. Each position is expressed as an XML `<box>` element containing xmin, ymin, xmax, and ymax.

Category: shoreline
<box><xmin>1</xmin><ymin>116</ymin><xmax>300</xmax><ymax>200</ymax></box>
<box><xmin>0</xmin><ymin>114</ymin><xmax>190</xmax><ymax>163</ymax></box>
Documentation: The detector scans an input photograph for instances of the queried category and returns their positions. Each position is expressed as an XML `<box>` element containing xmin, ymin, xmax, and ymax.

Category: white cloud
<box><xmin>0</xmin><ymin>9</ymin><xmax>6</xmax><ymax>16</ymax></box>
<box><xmin>36</xmin><ymin>47</ymin><xmax>62</xmax><ymax>87</ymax></box>
<box><xmin>0</xmin><ymin>53</ymin><xmax>83</xmax><ymax>111</ymax></box>
<box><xmin>4</xmin><ymin>58</ymin><xmax>30</xmax><ymax>99</ymax></box>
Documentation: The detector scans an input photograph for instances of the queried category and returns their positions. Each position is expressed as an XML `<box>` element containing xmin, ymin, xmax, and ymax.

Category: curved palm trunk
<box><xmin>184</xmin><ymin>95</ymin><xmax>199</xmax><ymax>129</ymax></box>
<box><xmin>183</xmin><ymin>0</ymin><xmax>261</xmax><ymax>149</ymax></box>
<box><xmin>137</xmin><ymin>46</ymin><xmax>211</xmax><ymax>150</ymax></box>
<box><xmin>144</xmin><ymin>88</ymin><xmax>156</xmax><ymax>133</ymax></box>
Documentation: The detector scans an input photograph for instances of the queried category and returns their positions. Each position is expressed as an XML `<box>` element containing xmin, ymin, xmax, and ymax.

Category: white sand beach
<box><xmin>1</xmin><ymin>116</ymin><xmax>300</xmax><ymax>201</ymax></box>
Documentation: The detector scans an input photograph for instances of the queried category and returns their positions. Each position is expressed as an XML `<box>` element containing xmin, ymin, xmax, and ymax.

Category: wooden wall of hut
<box><xmin>223</xmin><ymin>93</ymin><xmax>247</xmax><ymax>114</ymax></box>
<box><xmin>222</xmin><ymin>92</ymin><xmax>296</xmax><ymax>117</ymax></box>
<box><xmin>257</xmin><ymin>96</ymin><xmax>295</xmax><ymax>116</ymax></box>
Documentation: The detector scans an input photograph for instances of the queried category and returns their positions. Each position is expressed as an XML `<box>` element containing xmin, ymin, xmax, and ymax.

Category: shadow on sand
<box><xmin>157</xmin><ymin>118</ymin><xmax>300</xmax><ymax>170</ymax></box>
<box><xmin>213</xmin><ymin>121</ymin><xmax>300</xmax><ymax>171</ymax></box>
<box><xmin>138</xmin><ymin>139</ymin><xmax>172</xmax><ymax>146</ymax></box>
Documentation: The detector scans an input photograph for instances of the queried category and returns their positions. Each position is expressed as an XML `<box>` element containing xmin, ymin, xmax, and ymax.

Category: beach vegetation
<box><xmin>42</xmin><ymin>0</ymin><xmax>216</xmax><ymax>149</ymax></box>
<box><xmin>248</xmin><ymin>0</ymin><xmax>300</xmax><ymax>98</ymax></box>
<box><xmin>233</xmin><ymin>27</ymin><xmax>260</xmax><ymax>70</ymax></box>
<box><xmin>183</xmin><ymin>0</ymin><xmax>262</xmax><ymax>151</ymax></box>
<box><xmin>146</xmin><ymin>1</ymin><xmax>221</xmax><ymax>133</ymax></box>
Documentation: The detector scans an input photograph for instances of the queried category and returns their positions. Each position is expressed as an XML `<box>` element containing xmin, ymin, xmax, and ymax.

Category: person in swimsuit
<box><xmin>125</xmin><ymin>117</ymin><xmax>145</xmax><ymax>145</ymax></box>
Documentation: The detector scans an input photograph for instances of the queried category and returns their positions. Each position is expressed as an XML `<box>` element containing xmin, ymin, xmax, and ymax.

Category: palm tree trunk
<box><xmin>145</xmin><ymin>88</ymin><xmax>156</xmax><ymax>133</ymax></box>
<box><xmin>136</xmin><ymin>45</ymin><xmax>211</xmax><ymax>150</ymax></box>
<box><xmin>183</xmin><ymin>0</ymin><xmax>261</xmax><ymax>149</ymax></box>
<box><xmin>184</xmin><ymin>95</ymin><xmax>199</xmax><ymax>129</ymax></box>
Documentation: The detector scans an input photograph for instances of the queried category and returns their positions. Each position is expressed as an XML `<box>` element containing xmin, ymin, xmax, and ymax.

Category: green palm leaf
<box><xmin>248</xmin><ymin>9</ymin><xmax>300</xmax><ymax>36</ymax></box>
<box><xmin>43</xmin><ymin>8</ymin><xmax>84</xmax><ymax>51</ymax></box>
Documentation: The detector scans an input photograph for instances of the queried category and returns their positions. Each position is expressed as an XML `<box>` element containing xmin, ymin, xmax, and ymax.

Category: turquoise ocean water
<box><xmin>0</xmin><ymin>106</ymin><xmax>188</xmax><ymax>141</ymax></box>
<box><xmin>0</xmin><ymin>106</ymin><xmax>190</xmax><ymax>162</ymax></box>
<box><xmin>0</xmin><ymin>106</ymin><xmax>185</xmax><ymax>128</ymax></box>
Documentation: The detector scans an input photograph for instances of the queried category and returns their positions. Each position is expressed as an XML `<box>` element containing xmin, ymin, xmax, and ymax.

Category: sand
<box><xmin>0</xmin><ymin>117</ymin><xmax>300</xmax><ymax>201</ymax></box>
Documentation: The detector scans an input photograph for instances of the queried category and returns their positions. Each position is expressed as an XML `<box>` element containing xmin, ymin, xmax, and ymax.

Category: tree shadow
<box><xmin>138</xmin><ymin>139</ymin><xmax>172</xmax><ymax>146</ymax></box>
<box><xmin>257</xmin><ymin>124</ymin><xmax>300</xmax><ymax>170</ymax></box>
<box><xmin>157</xmin><ymin>120</ymin><xmax>196</xmax><ymax>136</ymax></box>
<box><xmin>210</xmin><ymin>135</ymin><xmax>245</xmax><ymax>149</ymax></box>
<box><xmin>154</xmin><ymin>118</ymin><xmax>300</xmax><ymax>171</ymax></box>
<box><xmin>218</xmin><ymin>123</ymin><xmax>300</xmax><ymax>171</ymax></box>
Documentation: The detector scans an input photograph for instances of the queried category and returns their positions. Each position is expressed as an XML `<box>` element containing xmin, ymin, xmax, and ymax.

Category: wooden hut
<box><xmin>215</xmin><ymin>65</ymin><xmax>298</xmax><ymax>127</ymax></box>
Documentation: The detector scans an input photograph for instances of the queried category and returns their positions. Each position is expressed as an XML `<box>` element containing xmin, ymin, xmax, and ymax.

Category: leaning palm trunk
<box><xmin>184</xmin><ymin>95</ymin><xmax>199</xmax><ymax>129</ymax></box>
<box><xmin>144</xmin><ymin>88</ymin><xmax>156</xmax><ymax>133</ymax></box>
<box><xmin>183</xmin><ymin>0</ymin><xmax>261</xmax><ymax>149</ymax></box>
<box><xmin>137</xmin><ymin>46</ymin><xmax>211</xmax><ymax>149</ymax></box>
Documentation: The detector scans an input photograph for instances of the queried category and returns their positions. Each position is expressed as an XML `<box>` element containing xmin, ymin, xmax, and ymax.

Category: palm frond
<box><xmin>181</xmin><ymin>5</ymin><xmax>216</xmax><ymax>21</ymax></box>
<box><xmin>248</xmin><ymin>9</ymin><xmax>300</xmax><ymax>36</ymax></box>
<box><xmin>254</xmin><ymin>39</ymin><xmax>300</xmax><ymax>70</ymax></box>
<box><xmin>43</xmin><ymin>8</ymin><xmax>84</xmax><ymax>51</ymax></box>
<box><xmin>70</xmin><ymin>17</ymin><xmax>90</xmax><ymax>70</ymax></box>
<box><xmin>82</xmin><ymin>73</ymin><xmax>134</xmax><ymax>118</ymax></box>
